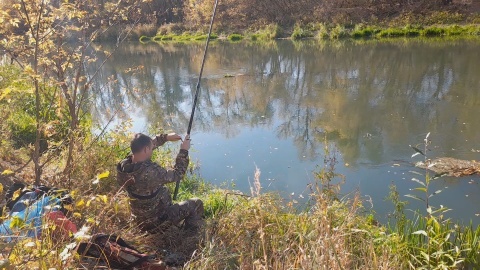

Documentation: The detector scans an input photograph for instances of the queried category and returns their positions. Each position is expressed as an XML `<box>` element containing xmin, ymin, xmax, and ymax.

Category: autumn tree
<box><xmin>0</xmin><ymin>0</ymin><xmax>144</xmax><ymax>184</ymax></box>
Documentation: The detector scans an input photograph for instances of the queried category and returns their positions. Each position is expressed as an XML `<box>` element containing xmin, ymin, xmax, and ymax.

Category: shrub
<box><xmin>421</xmin><ymin>26</ymin><xmax>445</xmax><ymax>37</ymax></box>
<box><xmin>250</xmin><ymin>33</ymin><xmax>260</xmax><ymax>41</ymax></box>
<box><xmin>263</xmin><ymin>24</ymin><xmax>283</xmax><ymax>39</ymax></box>
<box><xmin>466</xmin><ymin>25</ymin><xmax>480</xmax><ymax>35</ymax></box>
<box><xmin>378</xmin><ymin>28</ymin><xmax>406</xmax><ymax>38</ymax></box>
<box><xmin>330</xmin><ymin>25</ymin><xmax>349</xmax><ymax>39</ymax></box>
<box><xmin>352</xmin><ymin>25</ymin><xmax>379</xmax><ymax>38</ymax></box>
<box><xmin>139</xmin><ymin>35</ymin><xmax>151</xmax><ymax>43</ymax></box>
<box><xmin>315</xmin><ymin>23</ymin><xmax>330</xmax><ymax>40</ymax></box>
<box><xmin>291</xmin><ymin>24</ymin><xmax>314</xmax><ymax>40</ymax></box>
<box><xmin>404</xmin><ymin>28</ymin><xmax>420</xmax><ymax>37</ymax></box>
<box><xmin>227</xmin><ymin>34</ymin><xmax>243</xmax><ymax>41</ymax></box>
<box><xmin>445</xmin><ymin>25</ymin><xmax>465</xmax><ymax>36</ymax></box>
<box><xmin>152</xmin><ymin>35</ymin><xmax>163</xmax><ymax>42</ymax></box>
<box><xmin>403</xmin><ymin>24</ymin><xmax>422</xmax><ymax>37</ymax></box>
<box><xmin>8</xmin><ymin>111</ymin><xmax>37</xmax><ymax>149</ymax></box>
<box><xmin>161</xmin><ymin>34</ymin><xmax>174</xmax><ymax>41</ymax></box>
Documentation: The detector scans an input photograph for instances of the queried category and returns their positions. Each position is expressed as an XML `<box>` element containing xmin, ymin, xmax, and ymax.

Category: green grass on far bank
<box><xmin>140</xmin><ymin>32</ymin><xmax>219</xmax><ymax>43</ymax></box>
<box><xmin>138</xmin><ymin>23</ymin><xmax>480</xmax><ymax>44</ymax></box>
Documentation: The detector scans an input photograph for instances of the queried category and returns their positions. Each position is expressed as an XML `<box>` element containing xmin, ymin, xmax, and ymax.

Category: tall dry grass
<box><xmin>185</xmin><ymin>168</ymin><xmax>405</xmax><ymax>269</ymax></box>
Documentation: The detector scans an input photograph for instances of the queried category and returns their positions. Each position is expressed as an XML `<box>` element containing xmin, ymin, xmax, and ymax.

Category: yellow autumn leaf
<box><xmin>10</xmin><ymin>216</ymin><xmax>25</xmax><ymax>229</ymax></box>
<box><xmin>86</xmin><ymin>217</ymin><xmax>95</xmax><ymax>224</ymax></box>
<box><xmin>73</xmin><ymin>212</ymin><xmax>82</xmax><ymax>218</ymax></box>
<box><xmin>0</xmin><ymin>88</ymin><xmax>12</xmax><ymax>101</ymax></box>
<box><xmin>97</xmin><ymin>195</ymin><xmax>108</xmax><ymax>204</ymax></box>
<box><xmin>96</xmin><ymin>171</ymin><xmax>110</xmax><ymax>181</ymax></box>
<box><xmin>1</xmin><ymin>169</ymin><xmax>14</xmax><ymax>175</ymax></box>
<box><xmin>75</xmin><ymin>199</ymin><xmax>85</xmax><ymax>208</ymax></box>
<box><xmin>0</xmin><ymin>183</ymin><xmax>3</xmax><ymax>194</ymax></box>
<box><xmin>24</xmin><ymin>65</ymin><xmax>34</xmax><ymax>76</ymax></box>
<box><xmin>12</xmin><ymin>189</ymin><xmax>21</xmax><ymax>201</ymax></box>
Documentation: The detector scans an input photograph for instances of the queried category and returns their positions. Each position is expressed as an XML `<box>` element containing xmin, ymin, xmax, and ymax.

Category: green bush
<box><xmin>8</xmin><ymin>111</ymin><xmax>36</xmax><ymax>148</ymax></box>
<box><xmin>139</xmin><ymin>35</ymin><xmax>151</xmax><ymax>43</ymax></box>
<box><xmin>193</xmin><ymin>33</ymin><xmax>218</xmax><ymax>41</ymax></box>
<box><xmin>291</xmin><ymin>24</ymin><xmax>314</xmax><ymax>40</ymax></box>
<box><xmin>263</xmin><ymin>24</ymin><xmax>283</xmax><ymax>39</ymax></box>
<box><xmin>404</xmin><ymin>29</ymin><xmax>420</xmax><ymax>37</ymax></box>
<box><xmin>421</xmin><ymin>26</ymin><xmax>446</xmax><ymax>37</ymax></box>
<box><xmin>403</xmin><ymin>24</ymin><xmax>422</xmax><ymax>37</ymax></box>
<box><xmin>315</xmin><ymin>23</ymin><xmax>330</xmax><ymax>40</ymax></box>
<box><xmin>330</xmin><ymin>25</ymin><xmax>349</xmax><ymax>39</ymax></box>
<box><xmin>466</xmin><ymin>25</ymin><xmax>480</xmax><ymax>35</ymax></box>
<box><xmin>250</xmin><ymin>33</ymin><xmax>260</xmax><ymax>41</ymax></box>
<box><xmin>152</xmin><ymin>35</ymin><xmax>163</xmax><ymax>42</ymax></box>
<box><xmin>445</xmin><ymin>25</ymin><xmax>465</xmax><ymax>36</ymax></box>
<box><xmin>228</xmin><ymin>34</ymin><xmax>244</xmax><ymax>41</ymax></box>
<box><xmin>161</xmin><ymin>34</ymin><xmax>174</xmax><ymax>41</ymax></box>
<box><xmin>378</xmin><ymin>28</ymin><xmax>406</xmax><ymax>38</ymax></box>
<box><xmin>352</xmin><ymin>25</ymin><xmax>379</xmax><ymax>38</ymax></box>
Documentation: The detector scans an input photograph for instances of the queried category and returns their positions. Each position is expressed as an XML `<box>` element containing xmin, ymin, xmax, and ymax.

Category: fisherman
<box><xmin>116</xmin><ymin>133</ymin><xmax>204</xmax><ymax>233</ymax></box>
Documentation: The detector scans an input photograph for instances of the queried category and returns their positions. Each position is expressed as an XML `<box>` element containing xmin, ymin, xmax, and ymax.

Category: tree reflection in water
<box><xmin>91</xmin><ymin>39</ymin><xmax>480</xmax><ymax>166</ymax></box>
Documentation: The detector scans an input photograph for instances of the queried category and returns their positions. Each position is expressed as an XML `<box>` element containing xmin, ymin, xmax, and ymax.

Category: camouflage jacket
<box><xmin>116</xmin><ymin>134</ymin><xmax>189</xmax><ymax>225</ymax></box>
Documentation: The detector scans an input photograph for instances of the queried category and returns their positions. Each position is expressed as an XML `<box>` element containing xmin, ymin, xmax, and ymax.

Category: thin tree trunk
<box><xmin>22</xmin><ymin>0</ymin><xmax>46</xmax><ymax>185</ymax></box>
<box><xmin>63</xmin><ymin>93</ymin><xmax>78</xmax><ymax>180</ymax></box>
<box><xmin>34</xmin><ymin>78</ymin><xmax>42</xmax><ymax>185</ymax></box>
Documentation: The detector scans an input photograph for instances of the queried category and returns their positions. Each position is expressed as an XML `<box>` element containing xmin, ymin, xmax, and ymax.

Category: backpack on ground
<box><xmin>0</xmin><ymin>182</ymin><xmax>74</xmax><ymax>242</ymax></box>
<box><xmin>4</xmin><ymin>182</ymin><xmax>72</xmax><ymax>214</ymax></box>
<box><xmin>77</xmin><ymin>233</ymin><xmax>167</xmax><ymax>269</ymax></box>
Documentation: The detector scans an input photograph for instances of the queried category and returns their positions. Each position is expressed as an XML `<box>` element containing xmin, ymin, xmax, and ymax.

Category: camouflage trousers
<box><xmin>142</xmin><ymin>198</ymin><xmax>205</xmax><ymax>233</ymax></box>
<box><xmin>154</xmin><ymin>198</ymin><xmax>204</xmax><ymax>232</ymax></box>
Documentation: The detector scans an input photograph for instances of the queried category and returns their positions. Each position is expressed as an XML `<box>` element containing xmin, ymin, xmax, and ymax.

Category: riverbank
<box><xmin>136</xmin><ymin>23</ymin><xmax>480</xmax><ymax>43</ymax></box>
<box><xmin>83</xmin><ymin>3</ymin><xmax>480</xmax><ymax>42</ymax></box>
<box><xmin>2</xmin><ymin>148</ymin><xmax>480</xmax><ymax>268</ymax></box>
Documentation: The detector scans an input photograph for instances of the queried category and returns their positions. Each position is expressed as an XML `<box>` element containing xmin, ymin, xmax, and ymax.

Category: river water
<box><xmin>93</xmin><ymin>38</ymin><xmax>480</xmax><ymax>225</ymax></box>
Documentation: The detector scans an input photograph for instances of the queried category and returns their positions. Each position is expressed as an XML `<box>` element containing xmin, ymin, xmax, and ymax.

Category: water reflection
<box><xmin>91</xmin><ymin>39</ymin><xmax>480</xmax><ymax>223</ymax></box>
<box><xmin>93</xmin><ymin>39</ymin><xmax>480</xmax><ymax>163</ymax></box>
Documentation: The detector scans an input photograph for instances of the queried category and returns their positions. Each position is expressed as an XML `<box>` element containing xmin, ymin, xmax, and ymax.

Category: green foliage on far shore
<box><xmin>146</xmin><ymin>32</ymin><xmax>219</xmax><ymax>43</ymax></box>
<box><xmin>227</xmin><ymin>34</ymin><xmax>244</xmax><ymax>41</ymax></box>
<box><xmin>138</xmin><ymin>23</ymin><xmax>480</xmax><ymax>44</ymax></box>
<box><xmin>305</xmin><ymin>23</ymin><xmax>480</xmax><ymax>40</ymax></box>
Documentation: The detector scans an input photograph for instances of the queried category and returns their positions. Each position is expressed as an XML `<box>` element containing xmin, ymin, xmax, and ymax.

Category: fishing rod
<box><xmin>173</xmin><ymin>0</ymin><xmax>219</xmax><ymax>200</ymax></box>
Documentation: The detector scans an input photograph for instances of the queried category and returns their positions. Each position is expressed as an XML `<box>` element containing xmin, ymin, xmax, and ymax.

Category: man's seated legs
<box><xmin>160</xmin><ymin>198</ymin><xmax>204</xmax><ymax>231</ymax></box>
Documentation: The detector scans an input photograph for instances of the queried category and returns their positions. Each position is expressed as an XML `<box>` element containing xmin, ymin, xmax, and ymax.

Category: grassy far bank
<box><xmin>138</xmin><ymin>23</ymin><xmax>480</xmax><ymax>44</ymax></box>
<box><xmin>127</xmin><ymin>10</ymin><xmax>480</xmax><ymax>43</ymax></box>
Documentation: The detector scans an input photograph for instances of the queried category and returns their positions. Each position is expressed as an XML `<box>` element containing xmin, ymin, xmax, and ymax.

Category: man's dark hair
<box><xmin>130</xmin><ymin>133</ymin><xmax>152</xmax><ymax>154</ymax></box>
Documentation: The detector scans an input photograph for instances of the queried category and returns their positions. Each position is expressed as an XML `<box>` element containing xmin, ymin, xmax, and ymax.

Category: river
<box><xmin>92</xmin><ymin>38</ymin><xmax>480</xmax><ymax>225</ymax></box>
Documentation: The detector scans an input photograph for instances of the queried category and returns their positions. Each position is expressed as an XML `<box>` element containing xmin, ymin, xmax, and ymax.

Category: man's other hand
<box><xmin>166</xmin><ymin>133</ymin><xmax>182</xmax><ymax>141</ymax></box>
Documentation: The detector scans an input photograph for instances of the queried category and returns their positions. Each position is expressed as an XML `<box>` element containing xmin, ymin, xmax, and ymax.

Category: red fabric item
<box><xmin>46</xmin><ymin>211</ymin><xmax>78</xmax><ymax>235</ymax></box>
